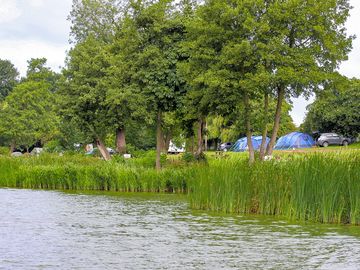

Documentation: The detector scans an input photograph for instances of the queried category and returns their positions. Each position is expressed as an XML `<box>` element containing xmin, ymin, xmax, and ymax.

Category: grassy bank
<box><xmin>0</xmin><ymin>151</ymin><xmax>359</xmax><ymax>225</ymax></box>
<box><xmin>189</xmin><ymin>151</ymin><xmax>360</xmax><ymax>225</ymax></box>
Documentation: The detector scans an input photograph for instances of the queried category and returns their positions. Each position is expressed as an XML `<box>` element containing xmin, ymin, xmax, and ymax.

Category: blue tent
<box><xmin>274</xmin><ymin>132</ymin><xmax>315</xmax><ymax>150</ymax></box>
<box><xmin>231</xmin><ymin>136</ymin><xmax>270</xmax><ymax>152</ymax></box>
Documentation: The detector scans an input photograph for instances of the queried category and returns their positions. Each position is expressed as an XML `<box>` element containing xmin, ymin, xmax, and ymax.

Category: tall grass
<box><xmin>189</xmin><ymin>151</ymin><xmax>360</xmax><ymax>225</ymax></box>
<box><xmin>0</xmin><ymin>153</ymin><xmax>194</xmax><ymax>193</ymax></box>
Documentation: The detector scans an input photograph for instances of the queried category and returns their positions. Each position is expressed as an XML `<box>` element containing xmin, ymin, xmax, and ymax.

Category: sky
<box><xmin>0</xmin><ymin>0</ymin><xmax>359</xmax><ymax>126</ymax></box>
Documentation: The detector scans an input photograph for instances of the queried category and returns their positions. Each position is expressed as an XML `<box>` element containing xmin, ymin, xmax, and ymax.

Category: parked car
<box><xmin>219</xmin><ymin>142</ymin><xmax>233</xmax><ymax>151</ymax></box>
<box><xmin>316</xmin><ymin>133</ymin><xmax>351</xmax><ymax>147</ymax></box>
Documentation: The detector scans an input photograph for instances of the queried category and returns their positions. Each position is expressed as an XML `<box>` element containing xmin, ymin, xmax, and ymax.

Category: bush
<box><xmin>44</xmin><ymin>140</ymin><xmax>64</xmax><ymax>153</ymax></box>
<box><xmin>0</xmin><ymin>147</ymin><xmax>9</xmax><ymax>156</ymax></box>
<box><xmin>182</xmin><ymin>152</ymin><xmax>195</xmax><ymax>163</ymax></box>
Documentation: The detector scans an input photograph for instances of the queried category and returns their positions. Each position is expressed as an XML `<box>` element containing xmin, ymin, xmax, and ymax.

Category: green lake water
<box><xmin>0</xmin><ymin>188</ymin><xmax>360</xmax><ymax>269</ymax></box>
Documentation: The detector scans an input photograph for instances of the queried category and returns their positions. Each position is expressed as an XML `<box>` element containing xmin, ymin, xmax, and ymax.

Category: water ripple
<box><xmin>0</xmin><ymin>189</ymin><xmax>360</xmax><ymax>270</ymax></box>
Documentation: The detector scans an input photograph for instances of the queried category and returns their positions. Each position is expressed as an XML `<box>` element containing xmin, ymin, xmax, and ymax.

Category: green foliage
<box><xmin>61</xmin><ymin>36</ymin><xmax>112</xmax><ymax>142</ymax></box>
<box><xmin>0</xmin><ymin>80</ymin><xmax>59</xmax><ymax>146</ymax></box>
<box><xmin>114</xmin><ymin>0</ymin><xmax>187</xmax><ymax>114</ymax></box>
<box><xmin>181</xmin><ymin>152</ymin><xmax>195</xmax><ymax>163</ymax></box>
<box><xmin>207</xmin><ymin>99</ymin><xmax>296</xmax><ymax>143</ymax></box>
<box><xmin>303</xmin><ymin>78</ymin><xmax>360</xmax><ymax>137</ymax></box>
<box><xmin>0</xmin><ymin>146</ymin><xmax>9</xmax><ymax>156</ymax></box>
<box><xmin>0</xmin><ymin>59</ymin><xmax>19</xmax><ymax>100</ymax></box>
<box><xmin>44</xmin><ymin>140</ymin><xmax>64</xmax><ymax>153</ymax></box>
<box><xmin>68</xmin><ymin>0</ymin><xmax>121</xmax><ymax>43</ymax></box>
<box><xmin>25</xmin><ymin>58</ymin><xmax>60</xmax><ymax>92</ymax></box>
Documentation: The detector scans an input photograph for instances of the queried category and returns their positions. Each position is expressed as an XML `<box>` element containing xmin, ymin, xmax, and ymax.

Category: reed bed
<box><xmin>0</xmin><ymin>154</ymin><xmax>194</xmax><ymax>193</ymax></box>
<box><xmin>189</xmin><ymin>151</ymin><xmax>360</xmax><ymax>225</ymax></box>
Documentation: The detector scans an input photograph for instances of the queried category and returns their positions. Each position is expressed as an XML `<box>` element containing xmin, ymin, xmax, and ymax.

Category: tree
<box><xmin>0</xmin><ymin>80</ymin><xmax>59</xmax><ymax>151</ymax></box>
<box><xmin>25</xmin><ymin>58</ymin><xmax>60</xmax><ymax>92</ymax></box>
<box><xmin>119</xmin><ymin>0</ymin><xmax>188</xmax><ymax>169</ymax></box>
<box><xmin>68</xmin><ymin>0</ymin><xmax>123</xmax><ymax>43</ymax></box>
<box><xmin>61</xmin><ymin>36</ymin><xmax>113</xmax><ymax>160</ymax></box>
<box><xmin>0</xmin><ymin>59</ymin><xmax>19</xmax><ymax>100</ymax></box>
<box><xmin>303</xmin><ymin>77</ymin><xmax>360</xmax><ymax>138</ymax></box>
<box><xmin>257</xmin><ymin>0</ymin><xmax>353</xmax><ymax>156</ymax></box>
<box><xmin>0</xmin><ymin>59</ymin><xmax>59</xmax><ymax>151</ymax></box>
<box><xmin>180</xmin><ymin>0</ymin><xmax>264</xmax><ymax>162</ymax></box>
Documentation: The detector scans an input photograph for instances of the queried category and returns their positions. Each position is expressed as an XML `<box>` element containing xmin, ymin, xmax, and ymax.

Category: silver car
<box><xmin>316</xmin><ymin>133</ymin><xmax>351</xmax><ymax>147</ymax></box>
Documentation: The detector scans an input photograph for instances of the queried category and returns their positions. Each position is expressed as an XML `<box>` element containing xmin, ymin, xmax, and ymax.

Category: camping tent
<box><xmin>274</xmin><ymin>132</ymin><xmax>315</xmax><ymax>150</ymax></box>
<box><xmin>231</xmin><ymin>136</ymin><xmax>270</xmax><ymax>152</ymax></box>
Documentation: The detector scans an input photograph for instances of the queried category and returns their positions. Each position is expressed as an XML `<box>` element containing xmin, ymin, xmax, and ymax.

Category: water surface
<box><xmin>1</xmin><ymin>189</ymin><xmax>360</xmax><ymax>269</ymax></box>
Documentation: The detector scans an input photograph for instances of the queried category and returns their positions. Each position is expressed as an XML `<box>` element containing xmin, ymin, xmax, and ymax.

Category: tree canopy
<box><xmin>303</xmin><ymin>78</ymin><xmax>360</xmax><ymax>138</ymax></box>
<box><xmin>0</xmin><ymin>59</ymin><xmax>19</xmax><ymax>100</ymax></box>
<box><xmin>0</xmin><ymin>81</ymin><xmax>58</xmax><ymax>148</ymax></box>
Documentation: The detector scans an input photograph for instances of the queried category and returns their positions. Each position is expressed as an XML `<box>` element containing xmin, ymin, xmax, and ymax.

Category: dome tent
<box><xmin>274</xmin><ymin>132</ymin><xmax>315</xmax><ymax>150</ymax></box>
<box><xmin>231</xmin><ymin>136</ymin><xmax>270</xmax><ymax>152</ymax></box>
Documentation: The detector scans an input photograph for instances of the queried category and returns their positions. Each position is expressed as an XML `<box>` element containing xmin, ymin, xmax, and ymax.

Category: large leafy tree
<box><xmin>182</xmin><ymin>0</ymin><xmax>353</xmax><ymax>161</ymax></box>
<box><xmin>61</xmin><ymin>36</ymin><xmax>113</xmax><ymax>160</ymax></box>
<box><xmin>68</xmin><ymin>0</ymin><xmax>153</xmax><ymax>156</ymax></box>
<box><xmin>257</xmin><ymin>0</ymin><xmax>353</xmax><ymax>156</ymax></box>
<box><xmin>180</xmin><ymin>0</ymin><xmax>264</xmax><ymax>162</ymax></box>
<box><xmin>303</xmin><ymin>78</ymin><xmax>360</xmax><ymax>138</ymax></box>
<box><xmin>118</xmin><ymin>0</ymin><xmax>188</xmax><ymax>169</ymax></box>
<box><xmin>0</xmin><ymin>59</ymin><xmax>19</xmax><ymax>100</ymax></box>
<box><xmin>0</xmin><ymin>81</ymin><xmax>58</xmax><ymax>151</ymax></box>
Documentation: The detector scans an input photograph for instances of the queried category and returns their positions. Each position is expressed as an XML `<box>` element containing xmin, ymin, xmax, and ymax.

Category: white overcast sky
<box><xmin>0</xmin><ymin>0</ymin><xmax>359</xmax><ymax>126</ymax></box>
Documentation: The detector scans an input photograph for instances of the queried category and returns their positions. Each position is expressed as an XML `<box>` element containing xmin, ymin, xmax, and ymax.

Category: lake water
<box><xmin>1</xmin><ymin>188</ymin><xmax>360</xmax><ymax>270</ymax></box>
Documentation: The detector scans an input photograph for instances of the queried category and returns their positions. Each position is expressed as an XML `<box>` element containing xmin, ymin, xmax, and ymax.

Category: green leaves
<box><xmin>0</xmin><ymin>59</ymin><xmax>19</xmax><ymax>100</ymax></box>
<box><xmin>303</xmin><ymin>77</ymin><xmax>360</xmax><ymax>137</ymax></box>
<box><xmin>0</xmin><ymin>80</ymin><xmax>59</xmax><ymax>146</ymax></box>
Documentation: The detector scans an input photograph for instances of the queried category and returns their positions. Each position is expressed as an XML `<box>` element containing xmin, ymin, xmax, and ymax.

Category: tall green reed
<box><xmin>189</xmin><ymin>151</ymin><xmax>360</xmax><ymax>225</ymax></box>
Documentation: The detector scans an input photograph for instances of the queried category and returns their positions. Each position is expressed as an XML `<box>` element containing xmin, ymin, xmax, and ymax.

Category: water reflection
<box><xmin>0</xmin><ymin>189</ymin><xmax>359</xmax><ymax>270</ymax></box>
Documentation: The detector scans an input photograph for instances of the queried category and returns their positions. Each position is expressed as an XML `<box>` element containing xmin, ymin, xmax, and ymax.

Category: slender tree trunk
<box><xmin>244</xmin><ymin>93</ymin><xmax>255</xmax><ymax>164</ymax></box>
<box><xmin>115</xmin><ymin>127</ymin><xmax>126</xmax><ymax>154</ymax></box>
<box><xmin>259</xmin><ymin>92</ymin><xmax>269</xmax><ymax>161</ymax></box>
<box><xmin>156</xmin><ymin>111</ymin><xmax>163</xmax><ymax>170</ymax></box>
<box><xmin>204</xmin><ymin>121</ymin><xmax>208</xmax><ymax>152</ymax></box>
<box><xmin>96</xmin><ymin>138</ymin><xmax>111</xmax><ymax>161</ymax></box>
<box><xmin>10</xmin><ymin>141</ymin><xmax>15</xmax><ymax>154</ymax></box>
<box><xmin>266</xmin><ymin>86</ymin><xmax>285</xmax><ymax>156</ymax></box>
<box><xmin>191</xmin><ymin>136</ymin><xmax>195</xmax><ymax>153</ymax></box>
<box><xmin>195</xmin><ymin>117</ymin><xmax>205</xmax><ymax>158</ymax></box>
<box><xmin>162</xmin><ymin>131</ymin><xmax>172</xmax><ymax>153</ymax></box>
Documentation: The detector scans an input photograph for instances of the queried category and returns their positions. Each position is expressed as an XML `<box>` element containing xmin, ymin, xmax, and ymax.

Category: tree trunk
<box><xmin>162</xmin><ymin>131</ymin><xmax>172</xmax><ymax>153</ymax></box>
<box><xmin>244</xmin><ymin>93</ymin><xmax>255</xmax><ymax>164</ymax></box>
<box><xmin>191</xmin><ymin>136</ymin><xmax>195</xmax><ymax>153</ymax></box>
<box><xmin>10</xmin><ymin>141</ymin><xmax>15</xmax><ymax>154</ymax></box>
<box><xmin>156</xmin><ymin>111</ymin><xmax>163</xmax><ymax>170</ymax></box>
<box><xmin>195</xmin><ymin>117</ymin><xmax>205</xmax><ymax>158</ymax></box>
<box><xmin>204</xmin><ymin>121</ymin><xmax>208</xmax><ymax>151</ymax></box>
<box><xmin>115</xmin><ymin>127</ymin><xmax>126</xmax><ymax>154</ymax></box>
<box><xmin>96</xmin><ymin>138</ymin><xmax>111</xmax><ymax>161</ymax></box>
<box><xmin>259</xmin><ymin>92</ymin><xmax>269</xmax><ymax>161</ymax></box>
<box><xmin>266</xmin><ymin>86</ymin><xmax>285</xmax><ymax>156</ymax></box>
